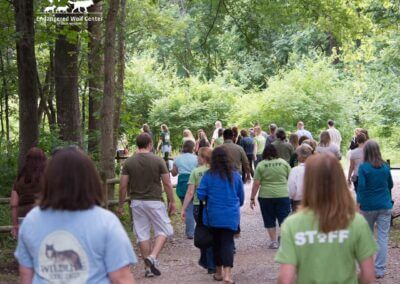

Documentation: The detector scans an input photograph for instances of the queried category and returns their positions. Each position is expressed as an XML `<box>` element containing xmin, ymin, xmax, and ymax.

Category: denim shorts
<box><xmin>258</xmin><ymin>197</ymin><xmax>291</xmax><ymax>228</ymax></box>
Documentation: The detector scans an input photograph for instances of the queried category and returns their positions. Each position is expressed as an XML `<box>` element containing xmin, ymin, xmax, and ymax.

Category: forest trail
<box><xmin>132</xmin><ymin>174</ymin><xmax>400</xmax><ymax>284</ymax></box>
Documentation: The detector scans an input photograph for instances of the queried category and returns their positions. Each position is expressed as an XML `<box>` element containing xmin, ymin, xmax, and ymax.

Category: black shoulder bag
<box><xmin>194</xmin><ymin>200</ymin><xmax>213</xmax><ymax>249</ymax></box>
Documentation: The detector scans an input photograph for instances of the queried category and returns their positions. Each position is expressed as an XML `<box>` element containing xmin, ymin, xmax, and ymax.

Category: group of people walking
<box><xmin>10</xmin><ymin>119</ymin><xmax>395</xmax><ymax>283</ymax></box>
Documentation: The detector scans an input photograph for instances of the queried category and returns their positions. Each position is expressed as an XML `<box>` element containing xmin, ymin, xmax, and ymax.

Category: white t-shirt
<box><xmin>349</xmin><ymin>147</ymin><xmax>364</xmax><ymax>177</ymax></box>
<box><xmin>288</xmin><ymin>163</ymin><xmax>305</xmax><ymax>201</ymax></box>
<box><xmin>327</xmin><ymin>128</ymin><xmax>342</xmax><ymax>147</ymax></box>
<box><xmin>212</xmin><ymin>127</ymin><xmax>221</xmax><ymax>140</ymax></box>
<box><xmin>15</xmin><ymin>206</ymin><xmax>137</xmax><ymax>284</ymax></box>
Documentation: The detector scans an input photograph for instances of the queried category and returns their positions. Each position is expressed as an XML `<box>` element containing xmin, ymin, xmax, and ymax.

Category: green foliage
<box><xmin>148</xmin><ymin>76</ymin><xmax>239</xmax><ymax>147</ymax></box>
<box><xmin>0</xmin><ymin>140</ymin><xmax>18</xmax><ymax>197</ymax></box>
<box><xmin>232</xmin><ymin>56</ymin><xmax>354</xmax><ymax>140</ymax></box>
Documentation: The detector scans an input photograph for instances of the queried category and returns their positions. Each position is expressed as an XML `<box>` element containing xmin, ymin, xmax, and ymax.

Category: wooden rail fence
<box><xmin>1</xmin><ymin>160</ymin><xmax>399</xmax><ymax>232</ymax></box>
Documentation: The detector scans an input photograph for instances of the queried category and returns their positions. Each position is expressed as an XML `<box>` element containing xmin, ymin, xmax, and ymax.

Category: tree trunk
<box><xmin>113</xmin><ymin>0</ymin><xmax>126</xmax><ymax>151</ymax></box>
<box><xmin>47</xmin><ymin>47</ymin><xmax>56</xmax><ymax>131</ymax></box>
<box><xmin>88</xmin><ymin>1</ymin><xmax>104</xmax><ymax>154</ymax></box>
<box><xmin>55</xmin><ymin>26</ymin><xmax>82</xmax><ymax>145</ymax></box>
<box><xmin>13</xmin><ymin>0</ymin><xmax>39</xmax><ymax>167</ymax></box>
<box><xmin>101</xmin><ymin>0</ymin><xmax>120</xmax><ymax>186</ymax></box>
<box><xmin>0</xmin><ymin>50</ymin><xmax>8</xmax><ymax>141</ymax></box>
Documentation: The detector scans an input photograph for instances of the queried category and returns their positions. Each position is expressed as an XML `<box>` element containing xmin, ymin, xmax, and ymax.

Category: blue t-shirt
<box><xmin>239</xmin><ymin>136</ymin><xmax>254</xmax><ymax>155</ymax></box>
<box><xmin>15</xmin><ymin>206</ymin><xmax>137</xmax><ymax>284</ymax></box>
<box><xmin>174</xmin><ymin>153</ymin><xmax>198</xmax><ymax>174</ymax></box>
<box><xmin>197</xmin><ymin>171</ymin><xmax>244</xmax><ymax>231</ymax></box>
<box><xmin>357</xmin><ymin>162</ymin><xmax>394</xmax><ymax>211</ymax></box>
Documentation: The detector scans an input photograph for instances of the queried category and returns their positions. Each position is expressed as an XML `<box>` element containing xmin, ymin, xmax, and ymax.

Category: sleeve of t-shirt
<box><xmin>197</xmin><ymin>173</ymin><xmax>209</xmax><ymax>201</ymax></box>
<box><xmin>14</xmin><ymin>222</ymin><xmax>34</xmax><ymax>268</ymax></box>
<box><xmin>188</xmin><ymin>170</ymin><xmax>196</xmax><ymax>185</ymax></box>
<box><xmin>159</xmin><ymin>157</ymin><xmax>169</xmax><ymax>174</ymax></box>
<box><xmin>275</xmin><ymin>220</ymin><xmax>297</xmax><ymax>265</ymax></box>
<box><xmin>354</xmin><ymin>215</ymin><xmax>378</xmax><ymax>262</ymax></box>
<box><xmin>105</xmin><ymin>214</ymin><xmax>138</xmax><ymax>273</ymax></box>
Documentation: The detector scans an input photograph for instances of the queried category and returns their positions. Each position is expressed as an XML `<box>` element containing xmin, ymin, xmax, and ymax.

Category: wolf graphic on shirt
<box><xmin>45</xmin><ymin>244</ymin><xmax>83</xmax><ymax>270</ymax></box>
<box><xmin>39</xmin><ymin>231</ymin><xmax>89</xmax><ymax>283</ymax></box>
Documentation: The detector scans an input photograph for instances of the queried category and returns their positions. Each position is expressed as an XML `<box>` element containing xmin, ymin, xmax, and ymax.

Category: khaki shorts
<box><xmin>130</xmin><ymin>200</ymin><xmax>173</xmax><ymax>242</ymax></box>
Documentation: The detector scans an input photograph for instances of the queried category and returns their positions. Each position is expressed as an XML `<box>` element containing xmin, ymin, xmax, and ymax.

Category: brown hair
<box><xmin>289</xmin><ymin>133</ymin><xmax>299</xmax><ymax>149</ymax></box>
<box><xmin>363</xmin><ymin>140</ymin><xmax>385</xmax><ymax>168</ymax></box>
<box><xmin>355</xmin><ymin>133</ymin><xmax>367</xmax><ymax>144</ymax></box>
<box><xmin>198</xmin><ymin>147</ymin><xmax>212</xmax><ymax>164</ymax></box>
<box><xmin>182</xmin><ymin>140</ymin><xmax>195</xmax><ymax>153</ymax></box>
<box><xmin>17</xmin><ymin>147</ymin><xmax>47</xmax><ymax>184</ymax></box>
<box><xmin>302</xmin><ymin>139</ymin><xmax>317</xmax><ymax>153</ymax></box>
<box><xmin>136</xmin><ymin>133</ymin><xmax>152</xmax><ymax>149</ymax></box>
<box><xmin>299</xmin><ymin>135</ymin><xmax>309</xmax><ymax>145</ymax></box>
<box><xmin>40</xmin><ymin>147</ymin><xmax>103</xmax><ymax>210</ymax></box>
<box><xmin>302</xmin><ymin>153</ymin><xmax>355</xmax><ymax>233</ymax></box>
<box><xmin>319</xmin><ymin>131</ymin><xmax>331</xmax><ymax>147</ymax></box>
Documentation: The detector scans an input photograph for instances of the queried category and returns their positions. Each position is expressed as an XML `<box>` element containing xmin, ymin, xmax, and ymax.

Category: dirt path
<box><xmin>132</xmin><ymin>174</ymin><xmax>400</xmax><ymax>284</ymax></box>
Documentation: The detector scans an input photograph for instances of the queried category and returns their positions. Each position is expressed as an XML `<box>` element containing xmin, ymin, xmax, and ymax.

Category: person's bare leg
<box><xmin>223</xmin><ymin>266</ymin><xmax>233</xmax><ymax>283</ymax></box>
<box><xmin>149</xmin><ymin>235</ymin><xmax>167</xmax><ymax>259</ymax></box>
<box><xmin>139</xmin><ymin>240</ymin><xmax>152</xmax><ymax>267</ymax></box>
<box><xmin>267</xmin><ymin>227</ymin><xmax>277</xmax><ymax>242</ymax></box>
<box><xmin>215</xmin><ymin>266</ymin><xmax>223</xmax><ymax>280</ymax></box>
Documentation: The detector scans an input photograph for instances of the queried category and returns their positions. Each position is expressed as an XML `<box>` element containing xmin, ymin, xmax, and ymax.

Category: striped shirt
<box><xmin>327</xmin><ymin>127</ymin><xmax>342</xmax><ymax>147</ymax></box>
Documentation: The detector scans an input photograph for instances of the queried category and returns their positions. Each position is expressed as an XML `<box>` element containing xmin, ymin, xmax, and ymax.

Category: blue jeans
<box><xmin>362</xmin><ymin>209</ymin><xmax>392</xmax><ymax>276</ymax></box>
<box><xmin>193</xmin><ymin>205</ymin><xmax>215</xmax><ymax>270</ymax></box>
<box><xmin>180</xmin><ymin>197</ymin><xmax>195</xmax><ymax>238</ymax></box>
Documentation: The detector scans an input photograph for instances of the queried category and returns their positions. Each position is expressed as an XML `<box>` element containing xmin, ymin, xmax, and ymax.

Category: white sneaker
<box><xmin>145</xmin><ymin>255</ymin><xmax>161</xmax><ymax>276</ymax></box>
<box><xmin>145</xmin><ymin>268</ymin><xmax>155</xmax><ymax>278</ymax></box>
<box><xmin>268</xmin><ymin>241</ymin><xmax>279</xmax><ymax>249</ymax></box>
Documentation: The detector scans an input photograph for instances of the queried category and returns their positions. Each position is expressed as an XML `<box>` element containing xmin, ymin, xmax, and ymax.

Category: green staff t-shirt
<box><xmin>275</xmin><ymin>211</ymin><xmax>378</xmax><ymax>284</ymax></box>
<box><xmin>254</xmin><ymin>158</ymin><xmax>290</xmax><ymax>198</ymax></box>
<box><xmin>188</xmin><ymin>165</ymin><xmax>209</xmax><ymax>205</ymax></box>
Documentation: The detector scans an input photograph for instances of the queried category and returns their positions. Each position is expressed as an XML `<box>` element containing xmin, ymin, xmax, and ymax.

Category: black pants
<box><xmin>211</xmin><ymin>228</ymin><xmax>235</xmax><ymax>268</ymax></box>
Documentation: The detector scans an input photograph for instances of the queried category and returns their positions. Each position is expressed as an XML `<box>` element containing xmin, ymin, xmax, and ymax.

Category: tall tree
<box><xmin>88</xmin><ymin>1</ymin><xmax>104</xmax><ymax>154</ymax></box>
<box><xmin>55</xmin><ymin>25</ymin><xmax>82</xmax><ymax>145</ymax></box>
<box><xmin>13</xmin><ymin>0</ymin><xmax>39</xmax><ymax>167</ymax></box>
<box><xmin>101</xmin><ymin>0</ymin><xmax>120</xmax><ymax>183</ymax></box>
<box><xmin>113</xmin><ymin>0</ymin><xmax>126</xmax><ymax>151</ymax></box>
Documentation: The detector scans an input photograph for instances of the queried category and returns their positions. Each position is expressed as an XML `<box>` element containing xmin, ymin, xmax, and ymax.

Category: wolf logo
<box><xmin>45</xmin><ymin>244</ymin><xmax>83</xmax><ymax>271</ymax></box>
<box><xmin>68</xmin><ymin>0</ymin><xmax>94</xmax><ymax>13</ymax></box>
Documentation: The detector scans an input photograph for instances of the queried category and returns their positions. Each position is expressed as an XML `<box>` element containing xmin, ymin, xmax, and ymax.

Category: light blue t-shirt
<box><xmin>174</xmin><ymin>153</ymin><xmax>198</xmax><ymax>174</ymax></box>
<box><xmin>15</xmin><ymin>206</ymin><xmax>137</xmax><ymax>284</ymax></box>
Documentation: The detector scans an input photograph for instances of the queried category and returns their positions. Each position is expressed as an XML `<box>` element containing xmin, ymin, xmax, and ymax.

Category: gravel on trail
<box><xmin>132</xmin><ymin>173</ymin><xmax>400</xmax><ymax>284</ymax></box>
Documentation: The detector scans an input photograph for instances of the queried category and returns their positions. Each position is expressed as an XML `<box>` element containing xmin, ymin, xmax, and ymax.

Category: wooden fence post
<box><xmin>100</xmin><ymin>171</ymin><xmax>109</xmax><ymax>209</ymax></box>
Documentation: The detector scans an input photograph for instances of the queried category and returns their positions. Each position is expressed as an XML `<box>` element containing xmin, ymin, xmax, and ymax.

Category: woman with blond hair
<box><xmin>275</xmin><ymin>153</ymin><xmax>376</xmax><ymax>284</ymax></box>
<box><xmin>182</xmin><ymin>129</ymin><xmax>196</xmax><ymax>144</ymax></box>
<box><xmin>316</xmin><ymin>131</ymin><xmax>341</xmax><ymax>160</ymax></box>
<box><xmin>157</xmin><ymin>124</ymin><xmax>171</xmax><ymax>167</ymax></box>
<box><xmin>357</xmin><ymin>140</ymin><xmax>393</xmax><ymax>279</ymax></box>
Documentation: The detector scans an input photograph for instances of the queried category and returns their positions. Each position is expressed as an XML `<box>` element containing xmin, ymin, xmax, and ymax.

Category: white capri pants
<box><xmin>130</xmin><ymin>200</ymin><xmax>174</xmax><ymax>242</ymax></box>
